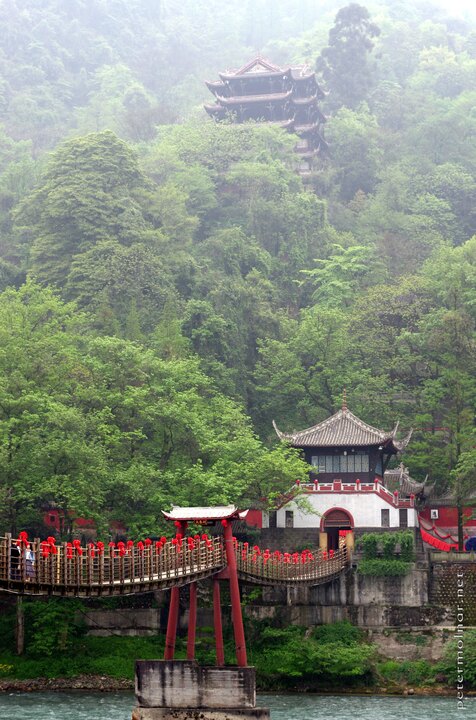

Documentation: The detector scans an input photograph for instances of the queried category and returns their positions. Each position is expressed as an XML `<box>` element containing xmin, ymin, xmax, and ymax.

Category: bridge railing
<box><xmin>0</xmin><ymin>534</ymin><xmax>225</xmax><ymax>594</ymax></box>
<box><xmin>236</xmin><ymin>542</ymin><xmax>348</xmax><ymax>584</ymax></box>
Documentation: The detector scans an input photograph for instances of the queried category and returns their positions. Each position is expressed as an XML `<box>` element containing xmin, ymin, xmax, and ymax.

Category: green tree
<box><xmin>316</xmin><ymin>3</ymin><xmax>381</xmax><ymax>111</ymax></box>
<box><xmin>15</xmin><ymin>131</ymin><xmax>152</xmax><ymax>287</ymax></box>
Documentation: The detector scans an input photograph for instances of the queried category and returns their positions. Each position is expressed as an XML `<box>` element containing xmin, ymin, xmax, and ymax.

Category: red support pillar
<box><xmin>223</xmin><ymin>522</ymin><xmax>247</xmax><ymax>667</ymax></box>
<box><xmin>164</xmin><ymin>586</ymin><xmax>180</xmax><ymax>660</ymax></box>
<box><xmin>187</xmin><ymin>582</ymin><xmax>197</xmax><ymax>660</ymax></box>
<box><xmin>213</xmin><ymin>579</ymin><xmax>225</xmax><ymax>666</ymax></box>
<box><xmin>164</xmin><ymin>520</ymin><xmax>186</xmax><ymax>661</ymax></box>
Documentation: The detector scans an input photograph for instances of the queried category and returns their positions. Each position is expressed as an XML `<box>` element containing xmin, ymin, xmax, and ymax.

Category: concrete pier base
<box><xmin>133</xmin><ymin>661</ymin><xmax>270</xmax><ymax>720</ymax></box>
<box><xmin>132</xmin><ymin>708</ymin><xmax>271</xmax><ymax>720</ymax></box>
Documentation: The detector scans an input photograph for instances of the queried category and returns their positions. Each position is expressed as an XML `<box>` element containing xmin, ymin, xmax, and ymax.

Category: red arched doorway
<box><xmin>321</xmin><ymin>508</ymin><xmax>354</xmax><ymax>551</ymax></box>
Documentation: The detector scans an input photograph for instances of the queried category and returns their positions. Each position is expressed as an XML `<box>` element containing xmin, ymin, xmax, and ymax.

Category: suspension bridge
<box><xmin>0</xmin><ymin>505</ymin><xmax>352</xmax><ymax>668</ymax></box>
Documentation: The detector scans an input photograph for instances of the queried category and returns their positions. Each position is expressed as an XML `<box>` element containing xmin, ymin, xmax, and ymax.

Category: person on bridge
<box><xmin>25</xmin><ymin>546</ymin><xmax>35</xmax><ymax>580</ymax></box>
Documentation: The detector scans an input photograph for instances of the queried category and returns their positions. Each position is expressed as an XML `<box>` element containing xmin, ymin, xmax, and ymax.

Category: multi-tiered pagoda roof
<box><xmin>205</xmin><ymin>57</ymin><xmax>327</xmax><ymax>172</ymax></box>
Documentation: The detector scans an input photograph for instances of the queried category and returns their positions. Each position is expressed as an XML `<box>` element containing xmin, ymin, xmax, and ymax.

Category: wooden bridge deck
<box><xmin>0</xmin><ymin>535</ymin><xmax>349</xmax><ymax>596</ymax></box>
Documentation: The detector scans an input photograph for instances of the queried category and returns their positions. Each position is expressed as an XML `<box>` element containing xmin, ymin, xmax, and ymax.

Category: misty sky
<box><xmin>435</xmin><ymin>0</ymin><xmax>476</xmax><ymax>17</ymax></box>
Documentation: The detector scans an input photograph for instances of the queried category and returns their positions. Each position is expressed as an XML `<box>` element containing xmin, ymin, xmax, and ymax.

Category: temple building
<box><xmin>204</xmin><ymin>56</ymin><xmax>327</xmax><ymax>175</ymax></box>
<box><xmin>265</xmin><ymin>401</ymin><xmax>420</xmax><ymax>550</ymax></box>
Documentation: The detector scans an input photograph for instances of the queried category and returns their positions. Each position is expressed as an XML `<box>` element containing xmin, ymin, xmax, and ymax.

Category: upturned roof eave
<box><xmin>273</xmin><ymin>409</ymin><xmax>411</xmax><ymax>452</ymax></box>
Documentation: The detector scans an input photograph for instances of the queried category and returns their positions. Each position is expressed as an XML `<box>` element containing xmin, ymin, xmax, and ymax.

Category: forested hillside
<box><xmin>0</xmin><ymin>0</ymin><xmax>475</xmax><ymax>536</ymax></box>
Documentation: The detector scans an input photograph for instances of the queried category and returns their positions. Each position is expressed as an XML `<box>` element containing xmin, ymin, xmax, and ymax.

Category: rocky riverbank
<box><xmin>0</xmin><ymin>674</ymin><xmax>134</xmax><ymax>693</ymax></box>
<box><xmin>0</xmin><ymin>674</ymin><xmax>472</xmax><ymax>698</ymax></box>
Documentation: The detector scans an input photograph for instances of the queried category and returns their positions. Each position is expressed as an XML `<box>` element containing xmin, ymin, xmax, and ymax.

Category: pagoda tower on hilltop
<box><xmin>205</xmin><ymin>56</ymin><xmax>327</xmax><ymax>174</ymax></box>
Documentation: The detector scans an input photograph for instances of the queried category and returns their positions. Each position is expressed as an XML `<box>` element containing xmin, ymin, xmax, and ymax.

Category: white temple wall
<box><xmin>271</xmin><ymin>492</ymin><xmax>417</xmax><ymax>529</ymax></box>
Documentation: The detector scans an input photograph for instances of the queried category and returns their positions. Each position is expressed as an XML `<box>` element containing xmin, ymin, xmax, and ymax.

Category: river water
<box><xmin>0</xmin><ymin>692</ymin><xmax>472</xmax><ymax>720</ymax></box>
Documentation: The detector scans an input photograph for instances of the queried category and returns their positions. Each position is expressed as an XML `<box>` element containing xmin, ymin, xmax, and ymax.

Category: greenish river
<box><xmin>0</xmin><ymin>692</ymin><xmax>472</xmax><ymax>720</ymax></box>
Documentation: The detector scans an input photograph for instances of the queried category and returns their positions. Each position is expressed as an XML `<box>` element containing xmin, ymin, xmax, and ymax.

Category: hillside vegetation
<box><xmin>0</xmin><ymin>0</ymin><xmax>475</xmax><ymax>535</ymax></box>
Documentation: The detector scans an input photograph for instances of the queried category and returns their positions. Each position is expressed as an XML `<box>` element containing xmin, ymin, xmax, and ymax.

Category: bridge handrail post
<box><xmin>166</xmin><ymin>542</ymin><xmax>171</xmax><ymax>581</ymax></box>
<box><xmin>98</xmin><ymin>547</ymin><xmax>104</xmax><ymax>588</ymax></box>
<box><xmin>49</xmin><ymin>547</ymin><xmax>54</xmax><ymax>588</ymax></box>
<box><xmin>61</xmin><ymin>542</ymin><xmax>67</xmax><ymax>589</ymax></box>
<box><xmin>108</xmin><ymin>548</ymin><xmax>114</xmax><ymax>589</ymax></box>
<box><xmin>5</xmin><ymin>533</ymin><xmax>12</xmax><ymax>584</ymax></box>
<box><xmin>140</xmin><ymin>546</ymin><xmax>145</xmax><ymax>582</ymax></box>
<box><xmin>87</xmin><ymin>546</ymin><xmax>93</xmax><ymax>589</ymax></box>
<box><xmin>148</xmin><ymin>545</ymin><xmax>153</xmax><ymax>583</ymax></box>
<box><xmin>33</xmin><ymin>538</ymin><xmax>40</xmax><ymax>586</ymax></box>
<box><xmin>120</xmin><ymin>553</ymin><xmax>125</xmax><ymax>587</ymax></box>
<box><xmin>130</xmin><ymin>546</ymin><xmax>135</xmax><ymax>586</ymax></box>
<box><xmin>0</xmin><ymin>536</ymin><xmax>6</xmax><ymax>583</ymax></box>
<box><xmin>19</xmin><ymin>542</ymin><xmax>26</xmax><ymax>584</ymax></box>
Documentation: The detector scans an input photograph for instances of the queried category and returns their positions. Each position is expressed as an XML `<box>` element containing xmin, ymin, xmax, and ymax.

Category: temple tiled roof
<box><xmin>273</xmin><ymin>407</ymin><xmax>412</xmax><ymax>452</ymax></box>
<box><xmin>383</xmin><ymin>464</ymin><xmax>426</xmax><ymax>496</ymax></box>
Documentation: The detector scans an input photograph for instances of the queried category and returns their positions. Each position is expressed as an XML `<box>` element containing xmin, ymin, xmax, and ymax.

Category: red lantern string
<box><xmin>16</xmin><ymin>531</ymin><xmax>29</xmax><ymax>548</ymax></box>
<box><xmin>47</xmin><ymin>536</ymin><xmax>58</xmax><ymax>555</ymax></box>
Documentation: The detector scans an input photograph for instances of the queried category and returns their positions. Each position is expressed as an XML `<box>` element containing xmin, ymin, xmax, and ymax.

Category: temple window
<box><xmin>311</xmin><ymin>453</ymin><xmax>370</xmax><ymax>473</ymax></box>
<box><xmin>399</xmin><ymin>509</ymin><xmax>408</xmax><ymax>528</ymax></box>
<box><xmin>285</xmin><ymin>510</ymin><xmax>294</xmax><ymax>528</ymax></box>
<box><xmin>381</xmin><ymin>509</ymin><xmax>390</xmax><ymax>527</ymax></box>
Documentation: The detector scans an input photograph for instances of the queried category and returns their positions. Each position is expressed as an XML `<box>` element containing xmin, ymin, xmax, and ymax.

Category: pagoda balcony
<box><xmin>216</xmin><ymin>90</ymin><xmax>293</xmax><ymax>105</ymax></box>
<box><xmin>292</xmin><ymin>94</ymin><xmax>319</xmax><ymax>106</ymax></box>
<box><xmin>300</xmin><ymin>479</ymin><xmax>416</xmax><ymax>508</ymax></box>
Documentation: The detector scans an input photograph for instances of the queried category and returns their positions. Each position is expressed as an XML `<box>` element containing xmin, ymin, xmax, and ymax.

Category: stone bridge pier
<box><xmin>132</xmin><ymin>661</ymin><xmax>270</xmax><ymax>720</ymax></box>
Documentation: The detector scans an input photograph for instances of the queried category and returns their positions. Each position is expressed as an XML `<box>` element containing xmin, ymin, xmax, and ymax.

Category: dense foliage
<box><xmin>357</xmin><ymin>531</ymin><xmax>415</xmax><ymax>574</ymax></box>
<box><xmin>0</xmin><ymin>0</ymin><xmax>475</xmax><ymax>536</ymax></box>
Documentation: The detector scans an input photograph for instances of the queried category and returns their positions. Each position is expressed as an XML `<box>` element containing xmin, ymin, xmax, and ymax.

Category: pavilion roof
<box><xmin>219</xmin><ymin>57</ymin><xmax>290</xmax><ymax>82</ymax></box>
<box><xmin>273</xmin><ymin>406</ymin><xmax>412</xmax><ymax>452</ymax></box>
<box><xmin>162</xmin><ymin>505</ymin><xmax>247</xmax><ymax>522</ymax></box>
<box><xmin>383</xmin><ymin>464</ymin><xmax>426</xmax><ymax>496</ymax></box>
